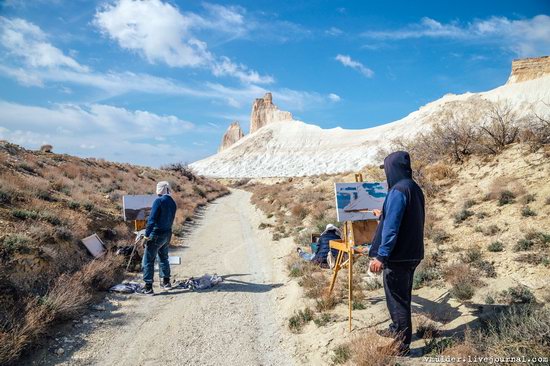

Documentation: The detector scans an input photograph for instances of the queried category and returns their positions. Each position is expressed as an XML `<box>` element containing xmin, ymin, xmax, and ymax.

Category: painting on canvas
<box><xmin>334</xmin><ymin>182</ymin><xmax>388</xmax><ymax>222</ymax></box>
<box><xmin>122</xmin><ymin>194</ymin><xmax>158</xmax><ymax>221</ymax></box>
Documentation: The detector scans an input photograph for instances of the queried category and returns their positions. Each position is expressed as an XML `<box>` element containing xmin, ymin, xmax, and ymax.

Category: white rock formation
<box><xmin>249</xmin><ymin>92</ymin><xmax>293</xmax><ymax>134</ymax></box>
<box><xmin>191</xmin><ymin>58</ymin><xmax>550</xmax><ymax>178</ymax></box>
<box><xmin>218</xmin><ymin>121</ymin><xmax>244</xmax><ymax>152</ymax></box>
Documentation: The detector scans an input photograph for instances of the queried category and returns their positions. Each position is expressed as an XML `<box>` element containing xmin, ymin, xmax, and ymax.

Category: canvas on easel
<box><xmin>328</xmin><ymin>178</ymin><xmax>387</xmax><ymax>331</ymax></box>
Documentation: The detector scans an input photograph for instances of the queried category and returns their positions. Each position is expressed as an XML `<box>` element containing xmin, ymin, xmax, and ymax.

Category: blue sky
<box><xmin>0</xmin><ymin>0</ymin><xmax>549</xmax><ymax>166</ymax></box>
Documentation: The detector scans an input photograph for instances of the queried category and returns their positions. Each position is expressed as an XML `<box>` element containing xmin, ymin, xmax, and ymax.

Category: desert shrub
<box><xmin>313</xmin><ymin>313</ymin><xmax>333</xmax><ymax>327</ymax></box>
<box><xmin>499</xmin><ymin>285</ymin><xmax>536</xmax><ymax>305</ymax></box>
<box><xmin>444</xmin><ymin>263</ymin><xmax>479</xmax><ymax>301</ymax></box>
<box><xmin>349</xmin><ymin>329</ymin><xmax>400</xmax><ymax>366</ymax></box>
<box><xmin>460</xmin><ymin>245</ymin><xmax>482</xmax><ymax>264</ymax></box>
<box><xmin>315</xmin><ymin>295</ymin><xmax>338</xmax><ymax>312</ymax></box>
<box><xmin>332</xmin><ymin>344</ymin><xmax>351</xmax><ymax>365</ymax></box>
<box><xmin>364</xmin><ymin>278</ymin><xmax>383</xmax><ymax>291</ymax></box>
<box><xmin>525</xmin><ymin>230</ymin><xmax>550</xmax><ymax>246</ymax></box>
<box><xmin>485</xmin><ymin>294</ymin><xmax>495</xmax><ymax>304</ymax></box>
<box><xmin>476</xmin><ymin>211</ymin><xmax>488</xmax><ymax>219</ymax></box>
<box><xmin>54</xmin><ymin>226</ymin><xmax>73</xmax><ymax>241</ymax></box>
<box><xmin>43</xmin><ymin>273</ymin><xmax>92</xmax><ymax>320</ymax></box>
<box><xmin>498</xmin><ymin>190</ymin><xmax>515</xmax><ymax>205</ymax></box>
<box><xmin>161</xmin><ymin>162</ymin><xmax>196</xmax><ymax>182</ymax></box>
<box><xmin>424</xmin><ymin>337</ymin><xmax>456</xmax><ymax>356</ymax></box>
<box><xmin>453</xmin><ymin>209</ymin><xmax>474</xmax><ymax>224</ymax></box>
<box><xmin>515</xmin><ymin>238</ymin><xmax>533</xmax><ymax>251</ymax></box>
<box><xmin>288</xmin><ymin>308</ymin><xmax>314</xmax><ymax>333</ymax></box>
<box><xmin>83</xmin><ymin>202</ymin><xmax>95</xmax><ymax>211</ymax></box>
<box><xmin>18</xmin><ymin>163</ymin><xmax>36</xmax><ymax>174</ymax></box>
<box><xmin>0</xmin><ymin>189</ymin><xmax>13</xmax><ymax>204</ymax></box>
<box><xmin>11</xmin><ymin>209</ymin><xmax>39</xmax><ymax>220</ymax></box>
<box><xmin>290</xmin><ymin>203</ymin><xmax>308</xmax><ymax>220</ymax></box>
<box><xmin>416</xmin><ymin>318</ymin><xmax>441</xmax><ymax>339</ymax></box>
<box><xmin>473</xmin><ymin>260</ymin><xmax>497</xmax><ymax>278</ymax></box>
<box><xmin>39</xmin><ymin>211</ymin><xmax>63</xmax><ymax>226</ymax></box>
<box><xmin>521</xmin><ymin>194</ymin><xmax>536</xmax><ymax>204</ymax></box>
<box><xmin>521</xmin><ymin>105</ymin><xmax>550</xmax><ymax>151</ymax></box>
<box><xmin>413</xmin><ymin>267</ymin><xmax>440</xmax><ymax>289</ymax></box>
<box><xmin>352</xmin><ymin>301</ymin><xmax>366</xmax><ymax>310</ymax></box>
<box><xmin>1</xmin><ymin>234</ymin><xmax>32</xmax><ymax>255</ymax></box>
<box><xmin>482</xmin><ymin>224</ymin><xmax>500</xmax><ymax>236</ymax></box>
<box><xmin>172</xmin><ymin>224</ymin><xmax>186</xmax><ymax>238</ymax></box>
<box><xmin>67</xmin><ymin>200</ymin><xmax>80</xmax><ymax>210</ymax></box>
<box><xmin>517</xmin><ymin>253</ymin><xmax>549</xmax><ymax>266</ymax></box>
<box><xmin>463</xmin><ymin>199</ymin><xmax>476</xmax><ymax>209</ymax></box>
<box><xmin>450</xmin><ymin>281</ymin><xmax>475</xmax><ymax>301</ymax></box>
<box><xmin>474</xmin><ymin>305</ymin><xmax>550</xmax><ymax>357</ymax></box>
<box><xmin>487</xmin><ymin>241</ymin><xmax>504</xmax><ymax>252</ymax></box>
<box><xmin>429</xmin><ymin>229</ymin><xmax>449</xmax><ymax>244</ymax></box>
<box><xmin>521</xmin><ymin>206</ymin><xmax>537</xmax><ymax>217</ymax></box>
<box><xmin>478</xmin><ymin>101</ymin><xmax>521</xmax><ymax>154</ymax></box>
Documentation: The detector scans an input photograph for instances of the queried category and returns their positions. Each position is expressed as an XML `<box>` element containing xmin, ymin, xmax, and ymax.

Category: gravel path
<box><xmin>35</xmin><ymin>190</ymin><xmax>293</xmax><ymax>366</ymax></box>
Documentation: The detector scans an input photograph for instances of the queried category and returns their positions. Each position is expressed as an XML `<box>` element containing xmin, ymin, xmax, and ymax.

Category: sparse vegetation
<box><xmin>487</xmin><ymin>241</ymin><xmax>504</xmax><ymax>252</ymax></box>
<box><xmin>453</xmin><ymin>209</ymin><xmax>474</xmax><ymax>224</ymax></box>
<box><xmin>521</xmin><ymin>206</ymin><xmax>537</xmax><ymax>217</ymax></box>
<box><xmin>331</xmin><ymin>344</ymin><xmax>351</xmax><ymax>365</ymax></box>
<box><xmin>0</xmin><ymin>141</ymin><xmax>229</xmax><ymax>364</ymax></box>
<box><xmin>288</xmin><ymin>308</ymin><xmax>314</xmax><ymax>333</ymax></box>
<box><xmin>498</xmin><ymin>190</ymin><xmax>515</xmax><ymax>206</ymax></box>
<box><xmin>499</xmin><ymin>285</ymin><xmax>536</xmax><ymax>305</ymax></box>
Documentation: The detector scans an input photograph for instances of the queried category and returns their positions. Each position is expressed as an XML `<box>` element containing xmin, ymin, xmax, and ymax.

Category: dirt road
<box><xmin>35</xmin><ymin>190</ymin><xmax>295</xmax><ymax>366</ymax></box>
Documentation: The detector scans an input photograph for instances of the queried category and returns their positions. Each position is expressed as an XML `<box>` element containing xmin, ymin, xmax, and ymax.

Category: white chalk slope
<box><xmin>191</xmin><ymin>75</ymin><xmax>550</xmax><ymax>178</ymax></box>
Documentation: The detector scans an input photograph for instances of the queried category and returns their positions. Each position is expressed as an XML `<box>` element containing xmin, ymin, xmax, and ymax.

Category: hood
<box><xmin>383</xmin><ymin>151</ymin><xmax>412</xmax><ymax>188</ymax></box>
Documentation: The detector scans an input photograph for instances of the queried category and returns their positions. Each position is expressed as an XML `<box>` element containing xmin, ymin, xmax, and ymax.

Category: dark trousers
<box><xmin>383</xmin><ymin>260</ymin><xmax>420</xmax><ymax>347</ymax></box>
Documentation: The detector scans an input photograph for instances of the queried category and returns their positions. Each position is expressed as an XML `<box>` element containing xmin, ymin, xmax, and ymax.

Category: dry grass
<box><xmin>348</xmin><ymin>329</ymin><xmax>401</xmax><ymax>366</ymax></box>
<box><xmin>0</xmin><ymin>141</ymin><xmax>228</xmax><ymax>364</ymax></box>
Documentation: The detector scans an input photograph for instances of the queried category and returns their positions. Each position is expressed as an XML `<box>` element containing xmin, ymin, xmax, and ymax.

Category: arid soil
<box><xmin>29</xmin><ymin>190</ymin><xmax>298</xmax><ymax>366</ymax></box>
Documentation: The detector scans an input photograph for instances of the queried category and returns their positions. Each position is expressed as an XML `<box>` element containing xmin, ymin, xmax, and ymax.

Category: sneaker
<box><xmin>139</xmin><ymin>284</ymin><xmax>154</xmax><ymax>295</ymax></box>
<box><xmin>161</xmin><ymin>278</ymin><xmax>172</xmax><ymax>290</ymax></box>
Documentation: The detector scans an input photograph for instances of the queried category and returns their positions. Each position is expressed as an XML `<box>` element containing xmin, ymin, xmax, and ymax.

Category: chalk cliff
<box><xmin>218</xmin><ymin>121</ymin><xmax>244</xmax><ymax>152</ymax></box>
<box><xmin>507</xmin><ymin>56</ymin><xmax>550</xmax><ymax>83</ymax></box>
<box><xmin>249</xmin><ymin>92</ymin><xmax>293</xmax><ymax>134</ymax></box>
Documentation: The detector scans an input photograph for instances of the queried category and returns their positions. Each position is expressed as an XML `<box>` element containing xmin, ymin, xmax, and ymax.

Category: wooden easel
<box><xmin>328</xmin><ymin>175</ymin><xmax>379</xmax><ymax>331</ymax></box>
<box><xmin>125</xmin><ymin>220</ymin><xmax>147</xmax><ymax>271</ymax></box>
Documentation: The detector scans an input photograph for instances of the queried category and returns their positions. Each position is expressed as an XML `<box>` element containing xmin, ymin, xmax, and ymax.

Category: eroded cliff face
<box><xmin>508</xmin><ymin>56</ymin><xmax>550</xmax><ymax>83</ymax></box>
<box><xmin>249</xmin><ymin>92</ymin><xmax>293</xmax><ymax>134</ymax></box>
<box><xmin>218</xmin><ymin>121</ymin><xmax>244</xmax><ymax>152</ymax></box>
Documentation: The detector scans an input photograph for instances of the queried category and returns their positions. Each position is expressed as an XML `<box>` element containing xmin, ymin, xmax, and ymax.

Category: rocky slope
<box><xmin>192</xmin><ymin>57</ymin><xmax>550</xmax><ymax>178</ymax></box>
<box><xmin>507</xmin><ymin>56</ymin><xmax>550</xmax><ymax>84</ymax></box>
<box><xmin>218</xmin><ymin>121</ymin><xmax>244</xmax><ymax>152</ymax></box>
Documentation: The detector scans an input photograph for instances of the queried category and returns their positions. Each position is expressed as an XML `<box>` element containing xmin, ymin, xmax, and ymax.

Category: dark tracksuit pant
<box><xmin>383</xmin><ymin>260</ymin><xmax>420</xmax><ymax>346</ymax></box>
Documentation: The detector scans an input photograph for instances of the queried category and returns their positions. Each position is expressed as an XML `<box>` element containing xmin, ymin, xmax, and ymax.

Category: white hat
<box><xmin>156</xmin><ymin>181</ymin><xmax>171</xmax><ymax>195</ymax></box>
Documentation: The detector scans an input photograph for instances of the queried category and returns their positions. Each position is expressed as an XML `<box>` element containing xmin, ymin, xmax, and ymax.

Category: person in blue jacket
<box><xmin>297</xmin><ymin>224</ymin><xmax>341</xmax><ymax>264</ymax></box>
<box><xmin>369</xmin><ymin>151</ymin><xmax>425</xmax><ymax>355</ymax></box>
<box><xmin>140</xmin><ymin>181</ymin><xmax>177</xmax><ymax>295</ymax></box>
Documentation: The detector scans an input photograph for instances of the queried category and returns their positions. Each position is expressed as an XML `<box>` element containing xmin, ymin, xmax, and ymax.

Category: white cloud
<box><xmin>0</xmin><ymin>100</ymin><xmax>199</xmax><ymax>166</ymax></box>
<box><xmin>361</xmin><ymin>15</ymin><xmax>550</xmax><ymax>57</ymax></box>
<box><xmin>94</xmin><ymin>0</ymin><xmax>211</xmax><ymax>67</ymax></box>
<box><xmin>335</xmin><ymin>54</ymin><xmax>374</xmax><ymax>78</ymax></box>
<box><xmin>211</xmin><ymin>56</ymin><xmax>274</xmax><ymax>84</ymax></box>
<box><xmin>325</xmin><ymin>27</ymin><xmax>343</xmax><ymax>36</ymax></box>
<box><xmin>0</xmin><ymin>17</ymin><xmax>88</xmax><ymax>72</ymax></box>
<box><xmin>94</xmin><ymin>0</ymin><xmax>272</xmax><ymax>84</ymax></box>
<box><xmin>328</xmin><ymin>93</ymin><xmax>341</xmax><ymax>102</ymax></box>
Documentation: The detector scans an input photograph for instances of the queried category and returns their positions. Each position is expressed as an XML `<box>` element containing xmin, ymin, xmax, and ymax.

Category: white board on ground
<box><xmin>334</xmin><ymin>182</ymin><xmax>387</xmax><ymax>222</ymax></box>
<box><xmin>82</xmin><ymin>233</ymin><xmax>106</xmax><ymax>258</ymax></box>
<box><xmin>122</xmin><ymin>195</ymin><xmax>157</xmax><ymax>221</ymax></box>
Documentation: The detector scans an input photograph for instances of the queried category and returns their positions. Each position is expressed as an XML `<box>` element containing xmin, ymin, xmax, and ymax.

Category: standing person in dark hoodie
<box><xmin>368</xmin><ymin>151</ymin><xmax>425</xmax><ymax>355</ymax></box>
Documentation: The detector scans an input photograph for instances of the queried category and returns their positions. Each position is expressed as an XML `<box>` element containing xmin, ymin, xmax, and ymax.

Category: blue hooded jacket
<box><xmin>369</xmin><ymin>151</ymin><xmax>425</xmax><ymax>264</ymax></box>
<box><xmin>145</xmin><ymin>194</ymin><xmax>177</xmax><ymax>237</ymax></box>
